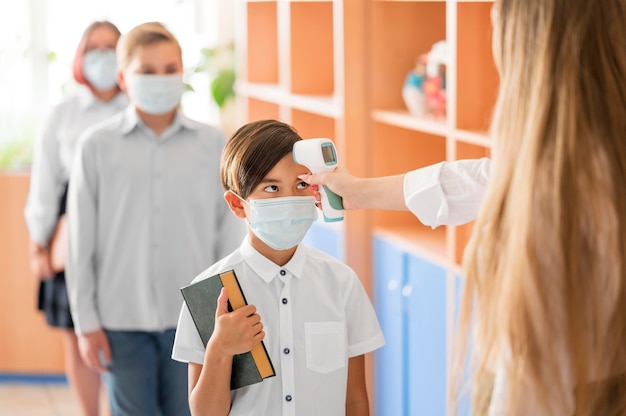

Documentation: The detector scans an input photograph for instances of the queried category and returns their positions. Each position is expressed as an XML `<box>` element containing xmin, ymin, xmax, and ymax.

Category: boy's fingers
<box><xmin>100</xmin><ymin>341</ymin><xmax>112</xmax><ymax>369</ymax></box>
<box><xmin>216</xmin><ymin>287</ymin><xmax>229</xmax><ymax>317</ymax></box>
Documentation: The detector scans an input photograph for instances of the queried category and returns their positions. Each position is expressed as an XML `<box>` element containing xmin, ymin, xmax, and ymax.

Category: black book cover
<box><xmin>180</xmin><ymin>269</ymin><xmax>275</xmax><ymax>390</ymax></box>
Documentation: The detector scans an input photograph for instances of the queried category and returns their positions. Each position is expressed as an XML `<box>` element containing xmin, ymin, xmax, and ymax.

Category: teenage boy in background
<box><xmin>66</xmin><ymin>22</ymin><xmax>244</xmax><ymax>416</ymax></box>
<box><xmin>172</xmin><ymin>119</ymin><xmax>385</xmax><ymax>416</ymax></box>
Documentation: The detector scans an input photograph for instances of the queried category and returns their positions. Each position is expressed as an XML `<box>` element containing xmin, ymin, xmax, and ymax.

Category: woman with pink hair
<box><xmin>24</xmin><ymin>20</ymin><xmax>128</xmax><ymax>416</ymax></box>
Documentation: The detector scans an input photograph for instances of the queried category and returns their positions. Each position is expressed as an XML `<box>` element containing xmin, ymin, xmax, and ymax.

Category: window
<box><xmin>0</xmin><ymin>0</ymin><xmax>222</xmax><ymax>162</ymax></box>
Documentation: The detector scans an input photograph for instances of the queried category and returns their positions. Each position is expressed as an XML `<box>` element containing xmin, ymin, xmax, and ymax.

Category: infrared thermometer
<box><xmin>293</xmin><ymin>138</ymin><xmax>344</xmax><ymax>222</ymax></box>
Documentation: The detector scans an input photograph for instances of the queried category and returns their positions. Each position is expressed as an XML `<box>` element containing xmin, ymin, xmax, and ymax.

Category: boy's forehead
<box><xmin>259</xmin><ymin>163</ymin><xmax>309</xmax><ymax>183</ymax></box>
<box><xmin>136</xmin><ymin>41</ymin><xmax>180</xmax><ymax>57</ymax></box>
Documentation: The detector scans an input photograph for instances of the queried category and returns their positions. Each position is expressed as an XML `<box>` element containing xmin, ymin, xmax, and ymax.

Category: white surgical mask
<box><xmin>245</xmin><ymin>195</ymin><xmax>318</xmax><ymax>250</ymax></box>
<box><xmin>83</xmin><ymin>49</ymin><xmax>118</xmax><ymax>90</ymax></box>
<box><xmin>127</xmin><ymin>73</ymin><xmax>184</xmax><ymax>115</ymax></box>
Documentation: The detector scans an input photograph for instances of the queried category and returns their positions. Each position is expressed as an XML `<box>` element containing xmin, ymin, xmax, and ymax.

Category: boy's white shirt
<box><xmin>172</xmin><ymin>237</ymin><xmax>385</xmax><ymax>416</ymax></box>
<box><xmin>65</xmin><ymin>106</ymin><xmax>245</xmax><ymax>334</ymax></box>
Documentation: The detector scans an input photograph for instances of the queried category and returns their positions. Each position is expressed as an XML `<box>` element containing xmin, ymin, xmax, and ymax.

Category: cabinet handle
<box><xmin>402</xmin><ymin>285</ymin><xmax>412</xmax><ymax>297</ymax></box>
<box><xmin>387</xmin><ymin>279</ymin><xmax>399</xmax><ymax>291</ymax></box>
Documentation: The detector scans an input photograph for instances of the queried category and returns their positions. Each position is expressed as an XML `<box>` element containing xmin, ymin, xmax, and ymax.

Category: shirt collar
<box><xmin>76</xmin><ymin>85</ymin><xmax>126</xmax><ymax>110</ymax></box>
<box><xmin>76</xmin><ymin>85</ymin><xmax>98</xmax><ymax>109</ymax></box>
<box><xmin>119</xmin><ymin>106</ymin><xmax>192</xmax><ymax>138</ymax></box>
<box><xmin>241</xmin><ymin>237</ymin><xmax>307</xmax><ymax>283</ymax></box>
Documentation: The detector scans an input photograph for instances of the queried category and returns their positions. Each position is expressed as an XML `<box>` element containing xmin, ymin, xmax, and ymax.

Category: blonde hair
<box><xmin>116</xmin><ymin>22</ymin><xmax>182</xmax><ymax>70</ymax></box>
<box><xmin>453</xmin><ymin>0</ymin><xmax>626</xmax><ymax>414</ymax></box>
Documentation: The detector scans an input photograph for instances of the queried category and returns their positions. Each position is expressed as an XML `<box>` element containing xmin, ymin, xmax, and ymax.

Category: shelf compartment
<box><xmin>290</xmin><ymin>1</ymin><xmax>334</xmax><ymax>95</ymax></box>
<box><xmin>456</xmin><ymin>2</ymin><xmax>499</xmax><ymax>133</ymax></box>
<box><xmin>236</xmin><ymin>81</ymin><xmax>284</xmax><ymax>105</ymax></box>
<box><xmin>372</xmin><ymin>109</ymin><xmax>449</xmax><ymax>137</ymax></box>
<box><xmin>236</xmin><ymin>81</ymin><xmax>339</xmax><ymax>118</ymax></box>
<box><xmin>291</xmin><ymin>109</ymin><xmax>336</xmax><ymax>141</ymax></box>
<box><xmin>287</xmin><ymin>93</ymin><xmax>340</xmax><ymax>118</ymax></box>
<box><xmin>454</xmin><ymin>128</ymin><xmax>490</xmax><ymax>147</ymax></box>
<box><xmin>245</xmin><ymin>97</ymin><xmax>281</xmax><ymax>121</ymax></box>
<box><xmin>372</xmin><ymin>121</ymin><xmax>446</xmax><ymax>177</ymax></box>
<box><xmin>371</xmin><ymin>1</ymin><xmax>446</xmax><ymax>111</ymax></box>
<box><xmin>372</xmin><ymin>122</ymin><xmax>447</xmax><ymax>245</ymax></box>
<box><xmin>246</xmin><ymin>1</ymin><xmax>279</xmax><ymax>84</ymax></box>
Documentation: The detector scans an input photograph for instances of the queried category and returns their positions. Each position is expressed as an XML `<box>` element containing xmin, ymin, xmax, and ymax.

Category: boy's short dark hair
<box><xmin>221</xmin><ymin>119</ymin><xmax>303</xmax><ymax>199</ymax></box>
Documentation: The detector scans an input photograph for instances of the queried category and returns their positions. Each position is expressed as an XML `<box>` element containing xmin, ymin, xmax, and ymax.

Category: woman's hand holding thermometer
<box><xmin>293</xmin><ymin>138</ymin><xmax>344</xmax><ymax>222</ymax></box>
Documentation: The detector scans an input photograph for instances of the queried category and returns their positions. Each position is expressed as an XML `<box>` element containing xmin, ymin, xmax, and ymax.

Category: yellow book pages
<box><xmin>219</xmin><ymin>270</ymin><xmax>275</xmax><ymax>379</ymax></box>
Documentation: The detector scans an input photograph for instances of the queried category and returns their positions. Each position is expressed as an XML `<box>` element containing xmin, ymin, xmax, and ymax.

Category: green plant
<box><xmin>192</xmin><ymin>43</ymin><xmax>236</xmax><ymax>109</ymax></box>
<box><xmin>0</xmin><ymin>137</ymin><xmax>33</xmax><ymax>171</ymax></box>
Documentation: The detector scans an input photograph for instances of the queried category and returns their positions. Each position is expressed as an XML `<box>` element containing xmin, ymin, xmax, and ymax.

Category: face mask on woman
<box><xmin>83</xmin><ymin>49</ymin><xmax>118</xmax><ymax>90</ymax></box>
<box><xmin>126</xmin><ymin>73</ymin><xmax>184</xmax><ymax>115</ymax></box>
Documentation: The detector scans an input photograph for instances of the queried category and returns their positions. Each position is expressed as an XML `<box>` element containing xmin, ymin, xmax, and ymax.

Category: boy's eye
<box><xmin>296</xmin><ymin>181</ymin><xmax>309</xmax><ymax>190</ymax></box>
<box><xmin>264</xmin><ymin>185</ymin><xmax>279</xmax><ymax>193</ymax></box>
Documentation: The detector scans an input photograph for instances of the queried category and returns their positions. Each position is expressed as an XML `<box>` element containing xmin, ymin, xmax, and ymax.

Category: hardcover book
<box><xmin>180</xmin><ymin>269</ymin><xmax>275</xmax><ymax>390</ymax></box>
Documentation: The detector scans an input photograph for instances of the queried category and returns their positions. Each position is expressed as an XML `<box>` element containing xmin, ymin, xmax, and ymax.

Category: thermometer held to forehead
<box><xmin>293</xmin><ymin>138</ymin><xmax>344</xmax><ymax>222</ymax></box>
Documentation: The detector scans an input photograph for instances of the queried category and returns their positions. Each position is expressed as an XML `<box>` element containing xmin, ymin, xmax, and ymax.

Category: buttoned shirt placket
<box><xmin>148</xmin><ymin>128</ymin><xmax>166</xmax><ymax>330</ymax></box>
<box><xmin>278</xmin><ymin>268</ymin><xmax>295</xmax><ymax>416</ymax></box>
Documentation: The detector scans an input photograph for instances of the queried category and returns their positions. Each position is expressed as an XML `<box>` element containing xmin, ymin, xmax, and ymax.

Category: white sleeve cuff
<box><xmin>403</xmin><ymin>162</ymin><xmax>448</xmax><ymax>228</ymax></box>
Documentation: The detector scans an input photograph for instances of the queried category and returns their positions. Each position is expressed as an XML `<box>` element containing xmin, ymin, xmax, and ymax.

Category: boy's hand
<box><xmin>212</xmin><ymin>288</ymin><xmax>265</xmax><ymax>356</ymax></box>
<box><xmin>78</xmin><ymin>329</ymin><xmax>111</xmax><ymax>373</ymax></box>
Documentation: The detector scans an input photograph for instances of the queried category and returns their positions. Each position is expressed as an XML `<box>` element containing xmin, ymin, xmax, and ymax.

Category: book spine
<box><xmin>219</xmin><ymin>271</ymin><xmax>275</xmax><ymax>378</ymax></box>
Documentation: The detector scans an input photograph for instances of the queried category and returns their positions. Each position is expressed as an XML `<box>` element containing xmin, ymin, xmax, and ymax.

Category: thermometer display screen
<box><xmin>321</xmin><ymin>144</ymin><xmax>337</xmax><ymax>164</ymax></box>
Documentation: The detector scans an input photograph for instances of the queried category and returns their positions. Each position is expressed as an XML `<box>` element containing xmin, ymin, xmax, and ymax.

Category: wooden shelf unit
<box><xmin>234</xmin><ymin>1</ymin><xmax>497</xmax><ymax>412</ymax></box>
<box><xmin>235</xmin><ymin>0</ymin><xmax>496</xmax><ymax>270</ymax></box>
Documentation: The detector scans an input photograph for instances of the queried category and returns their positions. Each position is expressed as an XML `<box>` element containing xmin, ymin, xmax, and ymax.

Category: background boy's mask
<box><xmin>127</xmin><ymin>73</ymin><xmax>184</xmax><ymax>115</ymax></box>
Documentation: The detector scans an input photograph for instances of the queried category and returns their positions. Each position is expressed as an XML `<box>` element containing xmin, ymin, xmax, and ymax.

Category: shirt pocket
<box><xmin>304</xmin><ymin>321</ymin><xmax>347</xmax><ymax>374</ymax></box>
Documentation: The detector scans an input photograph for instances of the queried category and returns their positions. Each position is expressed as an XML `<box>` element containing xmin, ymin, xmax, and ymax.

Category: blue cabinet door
<box><xmin>302</xmin><ymin>221</ymin><xmax>343</xmax><ymax>260</ymax></box>
<box><xmin>373</xmin><ymin>237</ymin><xmax>407</xmax><ymax>416</ymax></box>
<box><xmin>405</xmin><ymin>254</ymin><xmax>447</xmax><ymax>416</ymax></box>
<box><xmin>454</xmin><ymin>274</ymin><xmax>470</xmax><ymax>416</ymax></box>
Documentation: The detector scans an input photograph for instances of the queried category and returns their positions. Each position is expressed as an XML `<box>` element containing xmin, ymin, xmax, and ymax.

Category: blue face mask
<box><xmin>83</xmin><ymin>49</ymin><xmax>118</xmax><ymax>90</ymax></box>
<box><xmin>127</xmin><ymin>73</ymin><xmax>184</xmax><ymax>115</ymax></box>
<box><xmin>244</xmin><ymin>195</ymin><xmax>318</xmax><ymax>250</ymax></box>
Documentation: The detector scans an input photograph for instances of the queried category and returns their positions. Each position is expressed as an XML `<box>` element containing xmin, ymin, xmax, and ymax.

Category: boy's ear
<box><xmin>117</xmin><ymin>70</ymin><xmax>127</xmax><ymax>92</ymax></box>
<box><xmin>224</xmin><ymin>191</ymin><xmax>247</xmax><ymax>219</ymax></box>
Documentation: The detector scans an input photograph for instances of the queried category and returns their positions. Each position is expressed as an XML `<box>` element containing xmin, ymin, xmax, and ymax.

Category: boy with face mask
<box><xmin>66</xmin><ymin>22</ymin><xmax>245</xmax><ymax>416</ymax></box>
<box><xmin>172</xmin><ymin>119</ymin><xmax>385</xmax><ymax>416</ymax></box>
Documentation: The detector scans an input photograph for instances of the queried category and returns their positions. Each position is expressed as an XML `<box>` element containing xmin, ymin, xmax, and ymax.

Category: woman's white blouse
<box><xmin>403</xmin><ymin>157</ymin><xmax>491</xmax><ymax>228</ymax></box>
<box><xmin>24</xmin><ymin>86</ymin><xmax>128</xmax><ymax>244</ymax></box>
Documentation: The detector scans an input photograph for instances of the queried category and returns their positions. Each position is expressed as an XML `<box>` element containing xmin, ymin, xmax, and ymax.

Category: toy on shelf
<box><xmin>402</xmin><ymin>55</ymin><xmax>427</xmax><ymax>117</ymax></box>
<box><xmin>402</xmin><ymin>40</ymin><xmax>448</xmax><ymax>120</ymax></box>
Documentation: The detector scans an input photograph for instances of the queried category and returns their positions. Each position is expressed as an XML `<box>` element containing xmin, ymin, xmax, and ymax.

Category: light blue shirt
<box><xmin>66</xmin><ymin>106</ymin><xmax>245</xmax><ymax>334</ymax></box>
<box><xmin>24</xmin><ymin>86</ymin><xmax>128</xmax><ymax>244</ymax></box>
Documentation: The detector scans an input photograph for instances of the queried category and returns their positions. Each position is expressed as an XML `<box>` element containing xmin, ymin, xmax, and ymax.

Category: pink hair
<box><xmin>72</xmin><ymin>21</ymin><xmax>121</xmax><ymax>89</ymax></box>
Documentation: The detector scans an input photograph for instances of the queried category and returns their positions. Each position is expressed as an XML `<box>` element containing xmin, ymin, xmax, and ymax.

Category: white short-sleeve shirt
<box><xmin>172</xmin><ymin>238</ymin><xmax>385</xmax><ymax>416</ymax></box>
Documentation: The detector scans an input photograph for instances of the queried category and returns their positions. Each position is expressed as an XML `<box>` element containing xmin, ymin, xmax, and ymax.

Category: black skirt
<box><xmin>37</xmin><ymin>183</ymin><xmax>74</xmax><ymax>329</ymax></box>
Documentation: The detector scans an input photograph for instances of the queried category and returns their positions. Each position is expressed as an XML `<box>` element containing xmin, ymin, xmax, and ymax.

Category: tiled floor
<box><xmin>0</xmin><ymin>382</ymin><xmax>109</xmax><ymax>416</ymax></box>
